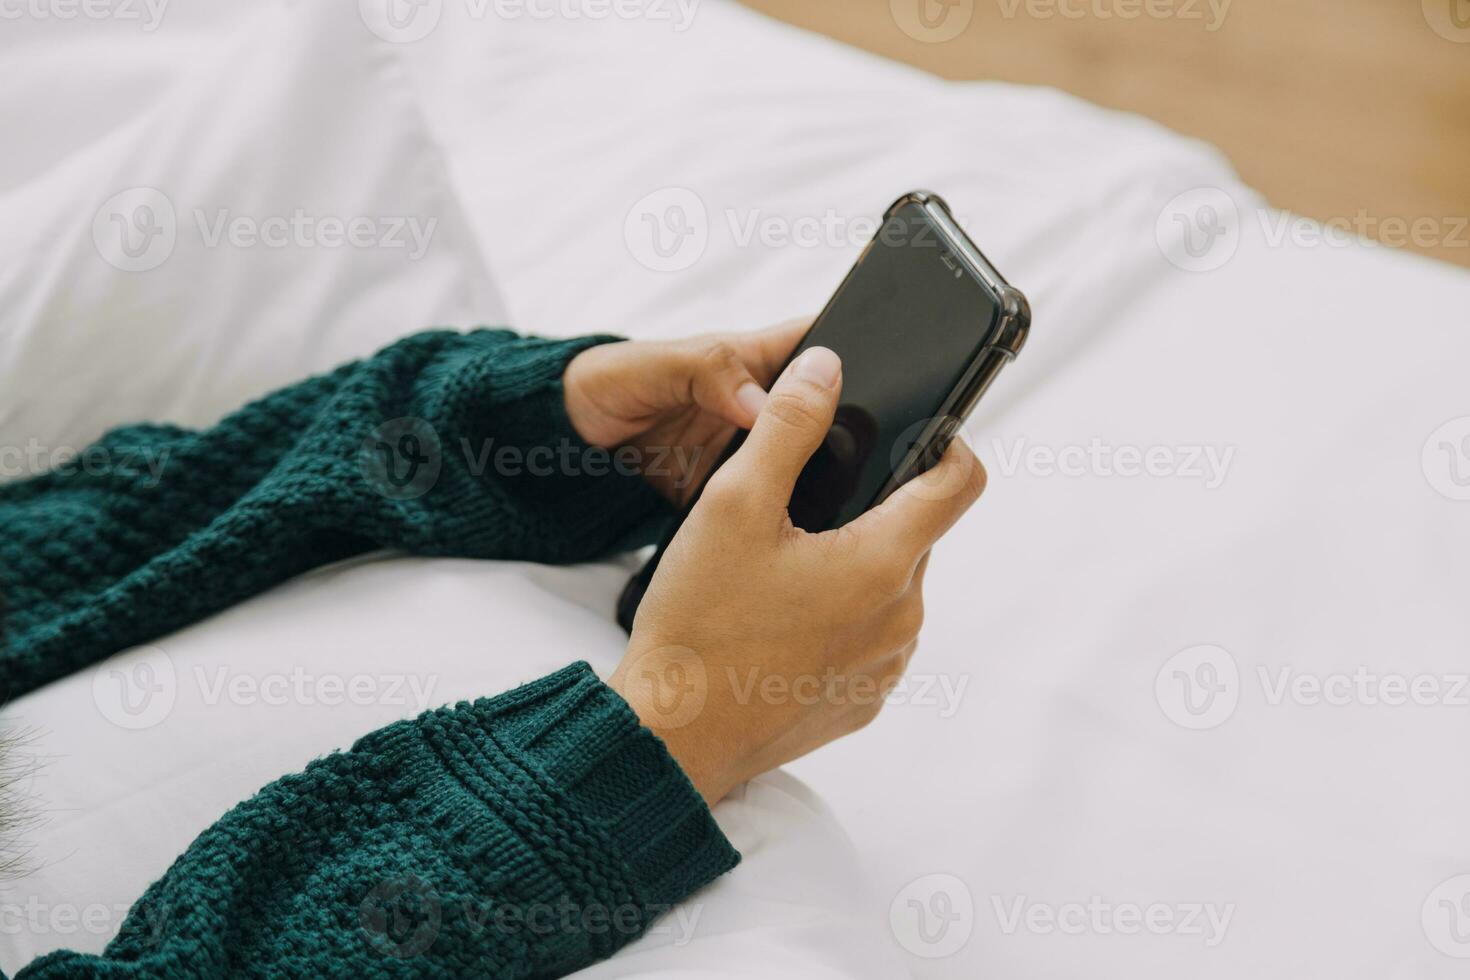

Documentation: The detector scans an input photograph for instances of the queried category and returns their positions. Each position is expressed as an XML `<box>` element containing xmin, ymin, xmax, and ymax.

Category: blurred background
<box><xmin>744</xmin><ymin>0</ymin><xmax>1470</xmax><ymax>268</ymax></box>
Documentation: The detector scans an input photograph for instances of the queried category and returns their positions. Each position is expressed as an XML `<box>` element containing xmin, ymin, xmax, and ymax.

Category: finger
<box><xmin>718</xmin><ymin>346</ymin><xmax>842</xmax><ymax>512</ymax></box>
<box><xmin>729</xmin><ymin>317</ymin><xmax>814</xmax><ymax>386</ymax></box>
<box><xmin>892</xmin><ymin>638</ymin><xmax>919</xmax><ymax>674</ymax></box>
<box><xmin>677</xmin><ymin>338</ymin><xmax>771</xmax><ymax>429</ymax></box>
<box><xmin>616</xmin><ymin>337</ymin><xmax>765</xmax><ymax>430</ymax></box>
<box><xmin>911</xmin><ymin>551</ymin><xmax>931</xmax><ymax>590</ymax></box>
<box><xmin>847</xmin><ymin>436</ymin><xmax>986</xmax><ymax>562</ymax></box>
<box><xmin>666</xmin><ymin>319</ymin><xmax>814</xmax><ymax>429</ymax></box>
<box><xmin>867</xmin><ymin>640</ymin><xmax>918</xmax><ymax>708</ymax></box>
<box><xmin>889</xmin><ymin>550</ymin><xmax>932</xmax><ymax>606</ymax></box>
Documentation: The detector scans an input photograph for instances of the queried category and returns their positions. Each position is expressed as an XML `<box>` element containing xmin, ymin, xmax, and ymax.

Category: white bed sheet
<box><xmin>4</xmin><ymin>2</ymin><xmax>1470</xmax><ymax>978</ymax></box>
<box><xmin>400</xmin><ymin>5</ymin><xmax>1470</xmax><ymax>977</ymax></box>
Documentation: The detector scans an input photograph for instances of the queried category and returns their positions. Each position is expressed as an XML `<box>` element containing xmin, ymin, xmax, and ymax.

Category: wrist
<box><xmin>560</xmin><ymin>347</ymin><xmax>600</xmax><ymax>446</ymax></box>
<box><xmin>608</xmin><ymin>653</ymin><xmax>735</xmax><ymax>806</ymax></box>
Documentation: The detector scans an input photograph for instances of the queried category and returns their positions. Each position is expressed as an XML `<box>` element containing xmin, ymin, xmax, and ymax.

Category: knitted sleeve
<box><xmin>13</xmin><ymin>662</ymin><xmax>740</xmax><ymax>978</ymax></box>
<box><xmin>0</xmin><ymin>329</ymin><xmax>670</xmax><ymax>700</ymax></box>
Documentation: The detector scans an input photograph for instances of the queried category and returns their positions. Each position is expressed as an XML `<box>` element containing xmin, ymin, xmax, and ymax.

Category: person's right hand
<box><xmin>608</xmin><ymin>344</ymin><xmax>986</xmax><ymax>805</ymax></box>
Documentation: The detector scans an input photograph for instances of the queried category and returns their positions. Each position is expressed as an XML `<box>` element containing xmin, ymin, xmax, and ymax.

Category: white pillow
<box><xmin>0</xmin><ymin>0</ymin><xmax>505</xmax><ymax>466</ymax></box>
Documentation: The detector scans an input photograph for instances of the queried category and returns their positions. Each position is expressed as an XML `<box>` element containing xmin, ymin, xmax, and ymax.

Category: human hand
<box><xmin>562</xmin><ymin>320</ymin><xmax>809</xmax><ymax>507</ymax></box>
<box><xmin>607</xmin><ymin>345</ymin><xmax>986</xmax><ymax>805</ymax></box>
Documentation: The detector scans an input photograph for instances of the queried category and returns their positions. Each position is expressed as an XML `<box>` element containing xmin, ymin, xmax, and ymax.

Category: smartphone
<box><xmin>616</xmin><ymin>190</ymin><xmax>1030</xmax><ymax>632</ymax></box>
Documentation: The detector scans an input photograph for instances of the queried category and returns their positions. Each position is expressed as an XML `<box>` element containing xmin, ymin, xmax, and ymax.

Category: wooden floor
<box><xmin>741</xmin><ymin>0</ymin><xmax>1470</xmax><ymax>269</ymax></box>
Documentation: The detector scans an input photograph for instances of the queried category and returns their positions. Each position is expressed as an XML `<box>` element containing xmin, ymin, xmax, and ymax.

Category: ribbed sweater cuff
<box><xmin>434</xmin><ymin>331</ymin><xmax>673</xmax><ymax>558</ymax></box>
<box><xmin>420</xmin><ymin>662</ymin><xmax>739</xmax><ymax>940</ymax></box>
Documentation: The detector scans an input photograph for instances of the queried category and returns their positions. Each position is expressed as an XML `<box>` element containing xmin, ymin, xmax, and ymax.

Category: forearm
<box><xmin>14</xmin><ymin>663</ymin><xmax>739</xmax><ymax>979</ymax></box>
<box><xmin>0</xmin><ymin>329</ymin><xmax>669</xmax><ymax>700</ymax></box>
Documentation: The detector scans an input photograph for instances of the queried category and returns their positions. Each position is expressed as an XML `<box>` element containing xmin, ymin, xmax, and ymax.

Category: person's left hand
<box><xmin>563</xmin><ymin>319</ymin><xmax>810</xmax><ymax>506</ymax></box>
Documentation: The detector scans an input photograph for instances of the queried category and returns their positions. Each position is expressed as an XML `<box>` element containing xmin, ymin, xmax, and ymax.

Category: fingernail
<box><xmin>793</xmin><ymin>346</ymin><xmax>840</xmax><ymax>388</ymax></box>
<box><xmin>735</xmin><ymin>381</ymin><xmax>766</xmax><ymax>419</ymax></box>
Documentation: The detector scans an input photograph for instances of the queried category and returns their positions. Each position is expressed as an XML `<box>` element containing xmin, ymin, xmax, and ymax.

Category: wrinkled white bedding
<box><xmin>4</xmin><ymin>2</ymin><xmax>1470</xmax><ymax>977</ymax></box>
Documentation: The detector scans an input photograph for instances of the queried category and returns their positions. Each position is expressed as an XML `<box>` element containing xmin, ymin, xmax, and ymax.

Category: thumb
<box><xmin>720</xmin><ymin>346</ymin><xmax>842</xmax><ymax>512</ymax></box>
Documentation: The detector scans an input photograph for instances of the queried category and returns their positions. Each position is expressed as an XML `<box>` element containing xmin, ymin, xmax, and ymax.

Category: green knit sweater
<box><xmin>0</xmin><ymin>329</ymin><xmax>740</xmax><ymax>978</ymax></box>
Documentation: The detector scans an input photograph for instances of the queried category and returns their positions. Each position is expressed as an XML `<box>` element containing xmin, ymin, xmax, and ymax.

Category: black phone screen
<box><xmin>780</xmin><ymin>201</ymin><xmax>1000</xmax><ymax>531</ymax></box>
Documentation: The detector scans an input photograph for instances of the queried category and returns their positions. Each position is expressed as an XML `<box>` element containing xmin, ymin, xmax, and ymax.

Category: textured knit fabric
<box><xmin>0</xmin><ymin>328</ymin><xmax>668</xmax><ymax>699</ymax></box>
<box><xmin>16</xmin><ymin>662</ymin><xmax>739</xmax><ymax>978</ymax></box>
<box><xmin>0</xmin><ymin>329</ymin><xmax>741</xmax><ymax>977</ymax></box>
